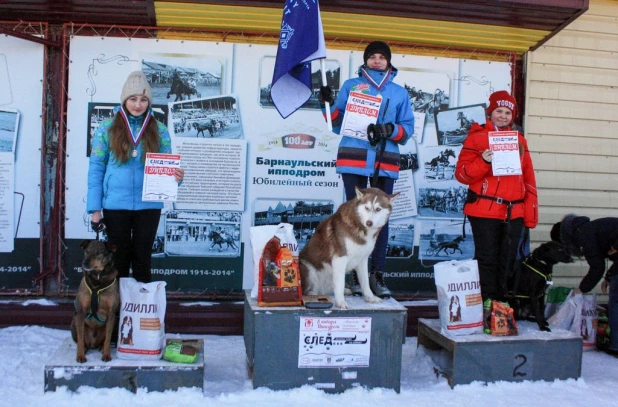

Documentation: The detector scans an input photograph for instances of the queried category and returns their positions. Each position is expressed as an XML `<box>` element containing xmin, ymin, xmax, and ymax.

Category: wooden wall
<box><xmin>525</xmin><ymin>0</ymin><xmax>618</xmax><ymax>299</ymax></box>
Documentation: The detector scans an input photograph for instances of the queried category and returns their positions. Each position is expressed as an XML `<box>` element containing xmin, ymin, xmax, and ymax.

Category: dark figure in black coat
<box><xmin>551</xmin><ymin>214</ymin><xmax>618</xmax><ymax>355</ymax></box>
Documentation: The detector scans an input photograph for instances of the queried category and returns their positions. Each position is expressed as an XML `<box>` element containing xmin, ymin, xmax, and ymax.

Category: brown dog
<box><xmin>70</xmin><ymin>240</ymin><xmax>120</xmax><ymax>363</ymax></box>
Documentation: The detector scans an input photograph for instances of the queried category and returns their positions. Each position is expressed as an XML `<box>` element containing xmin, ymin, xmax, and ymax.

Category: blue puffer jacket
<box><xmin>323</xmin><ymin>65</ymin><xmax>414</xmax><ymax>179</ymax></box>
<box><xmin>86</xmin><ymin>106</ymin><xmax>172</xmax><ymax>213</ymax></box>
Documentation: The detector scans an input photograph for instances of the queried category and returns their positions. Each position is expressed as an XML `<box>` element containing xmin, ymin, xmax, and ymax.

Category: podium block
<box><xmin>44</xmin><ymin>337</ymin><xmax>204</xmax><ymax>393</ymax></box>
<box><xmin>417</xmin><ymin>318</ymin><xmax>582</xmax><ymax>387</ymax></box>
<box><xmin>244</xmin><ymin>291</ymin><xmax>407</xmax><ymax>393</ymax></box>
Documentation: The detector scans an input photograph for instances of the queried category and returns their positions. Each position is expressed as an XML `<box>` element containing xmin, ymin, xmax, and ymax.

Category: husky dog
<box><xmin>299</xmin><ymin>187</ymin><xmax>399</xmax><ymax>309</ymax></box>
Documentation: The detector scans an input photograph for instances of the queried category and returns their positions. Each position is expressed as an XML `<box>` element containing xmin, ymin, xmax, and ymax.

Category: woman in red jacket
<box><xmin>455</xmin><ymin>90</ymin><xmax>538</xmax><ymax>307</ymax></box>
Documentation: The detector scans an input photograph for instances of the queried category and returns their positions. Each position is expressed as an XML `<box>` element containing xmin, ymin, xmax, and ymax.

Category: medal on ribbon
<box><xmin>119</xmin><ymin>108</ymin><xmax>152</xmax><ymax>158</ymax></box>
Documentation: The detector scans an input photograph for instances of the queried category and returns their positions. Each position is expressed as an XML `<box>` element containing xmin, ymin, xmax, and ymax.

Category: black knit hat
<box><xmin>363</xmin><ymin>41</ymin><xmax>391</xmax><ymax>66</ymax></box>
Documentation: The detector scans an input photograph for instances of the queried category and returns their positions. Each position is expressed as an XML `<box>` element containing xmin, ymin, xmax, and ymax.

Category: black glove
<box><xmin>91</xmin><ymin>218</ymin><xmax>106</xmax><ymax>234</ymax></box>
<box><xmin>318</xmin><ymin>86</ymin><xmax>333</xmax><ymax>106</ymax></box>
<box><xmin>366</xmin><ymin>123</ymin><xmax>394</xmax><ymax>146</ymax></box>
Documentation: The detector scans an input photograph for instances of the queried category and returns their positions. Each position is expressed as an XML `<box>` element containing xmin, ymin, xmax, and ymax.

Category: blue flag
<box><xmin>270</xmin><ymin>0</ymin><xmax>326</xmax><ymax>119</ymax></box>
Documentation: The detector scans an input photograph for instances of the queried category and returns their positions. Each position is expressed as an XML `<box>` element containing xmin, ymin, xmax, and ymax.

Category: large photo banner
<box><xmin>64</xmin><ymin>36</ymin><xmax>512</xmax><ymax>295</ymax></box>
<box><xmin>0</xmin><ymin>35</ymin><xmax>44</xmax><ymax>291</ymax></box>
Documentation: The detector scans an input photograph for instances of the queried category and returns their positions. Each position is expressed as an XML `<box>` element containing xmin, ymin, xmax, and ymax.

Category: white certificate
<box><xmin>142</xmin><ymin>153</ymin><xmax>181</xmax><ymax>201</ymax></box>
<box><xmin>340</xmin><ymin>92</ymin><xmax>382</xmax><ymax>141</ymax></box>
<box><xmin>488</xmin><ymin>131</ymin><xmax>522</xmax><ymax>176</ymax></box>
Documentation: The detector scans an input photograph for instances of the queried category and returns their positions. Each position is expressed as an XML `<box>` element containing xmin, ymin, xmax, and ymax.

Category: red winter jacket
<box><xmin>455</xmin><ymin>120</ymin><xmax>538</xmax><ymax>228</ymax></box>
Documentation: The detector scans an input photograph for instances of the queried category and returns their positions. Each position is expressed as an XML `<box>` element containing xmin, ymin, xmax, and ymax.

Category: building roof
<box><xmin>0</xmin><ymin>0</ymin><xmax>589</xmax><ymax>54</ymax></box>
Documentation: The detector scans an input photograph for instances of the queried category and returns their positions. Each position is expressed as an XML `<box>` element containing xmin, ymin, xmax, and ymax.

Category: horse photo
<box><xmin>425</xmin><ymin>148</ymin><xmax>456</xmax><ymax>180</ymax></box>
<box><xmin>167</xmin><ymin>74</ymin><xmax>201</xmax><ymax>102</ymax></box>
<box><xmin>208</xmin><ymin>229</ymin><xmax>238</xmax><ymax>252</ymax></box>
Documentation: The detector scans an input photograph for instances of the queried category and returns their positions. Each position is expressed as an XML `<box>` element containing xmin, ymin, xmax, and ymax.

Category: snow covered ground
<box><xmin>0</xmin><ymin>300</ymin><xmax>617</xmax><ymax>407</ymax></box>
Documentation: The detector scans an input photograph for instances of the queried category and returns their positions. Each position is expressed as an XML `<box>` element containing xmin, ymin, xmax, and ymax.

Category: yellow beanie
<box><xmin>120</xmin><ymin>71</ymin><xmax>152</xmax><ymax>105</ymax></box>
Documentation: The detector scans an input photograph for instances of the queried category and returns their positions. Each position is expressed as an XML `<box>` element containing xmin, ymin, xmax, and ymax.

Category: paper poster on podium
<box><xmin>142</xmin><ymin>153</ymin><xmax>181</xmax><ymax>202</ymax></box>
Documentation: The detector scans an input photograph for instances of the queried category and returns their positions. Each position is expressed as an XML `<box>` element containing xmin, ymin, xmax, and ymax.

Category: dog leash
<box><xmin>372</xmin><ymin>98</ymin><xmax>390</xmax><ymax>187</ymax></box>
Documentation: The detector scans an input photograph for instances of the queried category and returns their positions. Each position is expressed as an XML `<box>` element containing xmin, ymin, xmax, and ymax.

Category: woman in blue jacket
<box><xmin>319</xmin><ymin>41</ymin><xmax>414</xmax><ymax>298</ymax></box>
<box><xmin>87</xmin><ymin>71</ymin><xmax>184</xmax><ymax>282</ymax></box>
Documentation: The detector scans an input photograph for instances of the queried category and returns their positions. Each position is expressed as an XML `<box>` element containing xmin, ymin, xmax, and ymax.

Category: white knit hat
<box><xmin>120</xmin><ymin>71</ymin><xmax>152</xmax><ymax>105</ymax></box>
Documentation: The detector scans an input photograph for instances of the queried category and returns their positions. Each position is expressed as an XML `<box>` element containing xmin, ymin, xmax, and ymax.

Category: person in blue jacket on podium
<box><xmin>318</xmin><ymin>41</ymin><xmax>414</xmax><ymax>299</ymax></box>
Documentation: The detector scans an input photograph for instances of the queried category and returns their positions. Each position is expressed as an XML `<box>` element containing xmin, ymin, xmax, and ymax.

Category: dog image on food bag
<box><xmin>120</xmin><ymin>316</ymin><xmax>134</xmax><ymax>345</ymax></box>
<box><xmin>300</xmin><ymin>187</ymin><xmax>399</xmax><ymax>309</ymax></box>
<box><xmin>70</xmin><ymin>240</ymin><xmax>120</xmax><ymax>363</ymax></box>
<box><xmin>449</xmin><ymin>295</ymin><xmax>462</xmax><ymax>322</ymax></box>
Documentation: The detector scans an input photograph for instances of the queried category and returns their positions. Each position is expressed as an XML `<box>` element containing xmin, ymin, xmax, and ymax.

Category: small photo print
<box><xmin>417</xmin><ymin>184</ymin><xmax>467</xmax><ymax>219</ymax></box>
<box><xmin>386</xmin><ymin>222</ymin><xmax>415</xmax><ymax>258</ymax></box>
<box><xmin>169</xmin><ymin>95</ymin><xmax>242</xmax><ymax>139</ymax></box>
<box><xmin>259</xmin><ymin>56</ymin><xmax>341</xmax><ymax>110</ymax></box>
<box><xmin>142</xmin><ymin>54</ymin><xmax>224</xmax><ymax>105</ymax></box>
<box><xmin>422</xmin><ymin>145</ymin><xmax>459</xmax><ymax>182</ymax></box>
<box><xmin>252</xmin><ymin>198</ymin><xmax>335</xmax><ymax>252</ymax></box>
<box><xmin>398</xmin><ymin>69</ymin><xmax>451</xmax><ymax>122</ymax></box>
<box><xmin>435</xmin><ymin>103</ymin><xmax>486</xmax><ymax>146</ymax></box>
<box><xmin>163</xmin><ymin>210</ymin><xmax>241</xmax><ymax>257</ymax></box>
<box><xmin>419</xmin><ymin>219</ymin><xmax>473</xmax><ymax>261</ymax></box>
<box><xmin>0</xmin><ymin>108</ymin><xmax>19</xmax><ymax>153</ymax></box>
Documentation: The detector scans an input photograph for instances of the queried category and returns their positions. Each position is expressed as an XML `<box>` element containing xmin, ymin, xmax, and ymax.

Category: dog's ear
<box><xmin>389</xmin><ymin>191</ymin><xmax>401</xmax><ymax>202</ymax></box>
<box><xmin>104</xmin><ymin>242</ymin><xmax>117</xmax><ymax>253</ymax></box>
<box><xmin>80</xmin><ymin>240</ymin><xmax>92</xmax><ymax>250</ymax></box>
<box><xmin>355</xmin><ymin>186</ymin><xmax>365</xmax><ymax>200</ymax></box>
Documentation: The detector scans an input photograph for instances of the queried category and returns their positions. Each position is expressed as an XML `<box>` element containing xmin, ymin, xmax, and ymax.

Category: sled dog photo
<box><xmin>299</xmin><ymin>187</ymin><xmax>399</xmax><ymax>309</ymax></box>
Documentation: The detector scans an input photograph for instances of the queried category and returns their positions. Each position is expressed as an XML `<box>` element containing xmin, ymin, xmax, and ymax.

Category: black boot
<box><xmin>369</xmin><ymin>271</ymin><xmax>391</xmax><ymax>298</ymax></box>
<box><xmin>349</xmin><ymin>270</ymin><xmax>362</xmax><ymax>296</ymax></box>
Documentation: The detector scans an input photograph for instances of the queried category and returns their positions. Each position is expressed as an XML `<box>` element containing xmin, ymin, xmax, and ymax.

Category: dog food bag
<box><xmin>117</xmin><ymin>278</ymin><xmax>167</xmax><ymax>360</ymax></box>
<box><xmin>249</xmin><ymin>223</ymin><xmax>299</xmax><ymax>299</ymax></box>
<box><xmin>490</xmin><ymin>300</ymin><xmax>518</xmax><ymax>336</ymax></box>
<box><xmin>547</xmin><ymin>290</ymin><xmax>582</xmax><ymax>331</ymax></box>
<box><xmin>257</xmin><ymin>235</ymin><xmax>302</xmax><ymax>306</ymax></box>
<box><xmin>434</xmin><ymin>259</ymin><xmax>484</xmax><ymax>336</ymax></box>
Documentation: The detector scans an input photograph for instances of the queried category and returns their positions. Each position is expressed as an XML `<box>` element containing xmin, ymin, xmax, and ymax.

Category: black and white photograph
<box><xmin>163</xmin><ymin>210</ymin><xmax>241</xmax><ymax>257</ymax></box>
<box><xmin>419</xmin><ymin>219</ymin><xmax>473</xmax><ymax>261</ymax></box>
<box><xmin>259</xmin><ymin>56</ymin><xmax>341</xmax><ymax>110</ymax></box>
<box><xmin>398</xmin><ymin>69</ymin><xmax>451</xmax><ymax>122</ymax></box>
<box><xmin>386</xmin><ymin>222</ymin><xmax>414</xmax><ymax>258</ymax></box>
<box><xmin>252</xmin><ymin>198</ymin><xmax>335</xmax><ymax>252</ymax></box>
<box><xmin>86</xmin><ymin>103</ymin><xmax>167</xmax><ymax>156</ymax></box>
<box><xmin>0</xmin><ymin>108</ymin><xmax>19</xmax><ymax>153</ymax></box>
<box><xmin>169</xmin><ymin>95</ymin><xmax>242</xmax><ymax>139</ymax></box>
<box><xmin>141</xmin><ymin>54</ymin><xmax>224</xmax><ymax>104</ymax></box>
<box><xmin>435</xmin><ymin>103</ymin><xmax>486</xmax><ymax>146</ymax></box>
<box><xmin>417</xmin><ymin>184</ymin><xmax>466</xmax><ymax>219</ymax></box>
<box><xmin>422</xmin><ymin>145</ymin><xmax>459</xmax><ymax>182</ymax></box>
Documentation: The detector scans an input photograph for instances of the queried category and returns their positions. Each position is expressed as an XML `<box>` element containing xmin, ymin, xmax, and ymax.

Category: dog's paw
<box><xmin>335</xmin><ymin>300</ymin><xmax>350</xmax><ymax>309</ymax></box>
<box><xmin>76</xmin><ymin>355</ymin><xmax>87</xmax><ymax>363</ymax></box>
<box><xmin>364</xmin><ymin>294</ymin><xmax>382</xmax><ymax>304</ymax></box>
<box><xmin>541</xmin><ymin>325</ymin><xmax>551</xmax><ymax>332</ymax></box>
<box><xmin>101</xmin><ymin>354</ymin><xmax>112</xmax><ymax>362</ymax></box>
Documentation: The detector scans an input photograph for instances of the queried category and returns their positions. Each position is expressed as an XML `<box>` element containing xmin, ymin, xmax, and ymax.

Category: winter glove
<box><xmin>91</xmin><ymin>218</ymin><xmax>107</xmax><ymax>234</ymax></box>
<box><xmin>366</xmin><ymin>123</ymin><xmax>394</xmax><ymax>146</ymax></box>
<box><xmin>318</xmin><ymin>86</ymin><xmax>333</xmax><ymax>106</ymax></box>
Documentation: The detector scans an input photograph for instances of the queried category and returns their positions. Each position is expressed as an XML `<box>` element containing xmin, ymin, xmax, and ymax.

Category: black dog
<box><xmin>509</xmin><ymin>241</ymin><xmax>573</xmax><ymax>331</ymax></box>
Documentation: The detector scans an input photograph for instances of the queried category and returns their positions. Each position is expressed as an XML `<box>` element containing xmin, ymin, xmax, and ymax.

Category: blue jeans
<box><xmin>609</xmin><ymin>271</ymin><xmax>618</xmax><ymax>351</ymax></box>
<box><xmin>341</xmin><ymin>173</ymin><xmax>394</xmax><ymax>272</ymax></box>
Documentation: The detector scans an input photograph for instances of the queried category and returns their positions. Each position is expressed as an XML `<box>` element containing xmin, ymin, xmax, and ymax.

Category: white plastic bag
<box><xmin>117</xmin><ymin>278</ymin><xmax>167</xmax><ymax>360</ymax></box>
<box><xmin>249</xmin><ymin>223</ymin><xmax>298</xmax><ymax>299</ymax></box>
<box><xmin>434</xmin><ymin>259</ymin><xmax>484</xmax><ymax>336</ymax></box>
<box><xmin>547</xmin><ymin>290</ymin><xmax>582</xmax><ymax>331</ymax></box>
